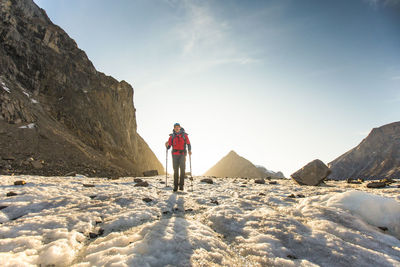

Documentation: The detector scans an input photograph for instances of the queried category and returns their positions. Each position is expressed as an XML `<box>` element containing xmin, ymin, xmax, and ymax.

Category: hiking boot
<box><xmin>173</xmin><ymin>187</ymin><xmax>178</xmax><ymax>192</ymax></box>
<box><xmin>179</xmin><ymin>186</ymin><xmax>184</xmax><ymax>191</ymax></box>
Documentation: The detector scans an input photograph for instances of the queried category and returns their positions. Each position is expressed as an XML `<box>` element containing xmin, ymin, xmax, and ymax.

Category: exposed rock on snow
<box><xmin>366</xmin><ymin>181</ymin><xmax>386</xmax><ymax>188</ymax></box>
<box><xmin>134</xmin><ymin>181</ymin><xmax>149</xmax><ymax>187</ymax></box>
<box><xmin>254</xmin><ymin>178</ymin><xmax>265</xmax><ymax>184</ymax></box>
<box><xmin>291</xmin><ymin>159</ymin><xmax>331</xmax><ymax>186</ymax></box>
<box><xmin>6</xmin><ymin>191</ymin><xmax>17</xmax><ymax>197</ymax></box>
<box><xmin>134</xmin><ymin>178</ymin><xmax>144</xmax><ymax>183</ymax></box>
<box><xmin>13</xmin><ymin>180</ymin><xmax>26</xmax><ymax>186</ymax></box>
<box><xmin>200</xmin><ymin>178</ymin><xmax>214</xmax><ymax>184</ymax></box>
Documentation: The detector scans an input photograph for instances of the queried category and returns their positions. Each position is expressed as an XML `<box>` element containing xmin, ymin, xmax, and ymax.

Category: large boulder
<box><xmin>291</xmin><ymin>159</ymin><xmax>331</xmax><ymax>186</ymax></box>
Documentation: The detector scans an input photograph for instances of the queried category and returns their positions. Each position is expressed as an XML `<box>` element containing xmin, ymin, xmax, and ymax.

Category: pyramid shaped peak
<box><xmin>228</xmin><ymin>150</ymin><xmax>238</xmax><ymax>156</ymax></box>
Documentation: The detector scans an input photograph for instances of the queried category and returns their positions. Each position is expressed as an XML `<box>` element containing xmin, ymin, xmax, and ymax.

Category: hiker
<box><xmin>165</xmin><ymin>123</ymin><xmax>192</xmax><ymax>192</ymax></box>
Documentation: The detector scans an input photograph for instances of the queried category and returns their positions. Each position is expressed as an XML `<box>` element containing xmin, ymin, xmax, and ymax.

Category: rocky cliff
<box><xmin>328</xmin><ymin>121</ymin><xmax>400</xmax><ymax>180</ymax></box>
<box><xmin>0</xmin><ymin>0</ymin><xmax>163</xmax><ymax>177</ymax></box>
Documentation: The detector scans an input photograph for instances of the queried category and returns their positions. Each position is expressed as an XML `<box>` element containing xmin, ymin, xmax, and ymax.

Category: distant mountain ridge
<box><xmin>204</xmin><ymin>150</ymin><xmax>284</xmax><ymax>178</ymax></box>
<box><xmin>328</xmin><ymin>121</ymin><xmax>400</xmax><ymax>180</ymax></box>
<box><xmin>255</xmin><ymin>165</ymin><xmax>285</xmax><ymax>178</ymax></box>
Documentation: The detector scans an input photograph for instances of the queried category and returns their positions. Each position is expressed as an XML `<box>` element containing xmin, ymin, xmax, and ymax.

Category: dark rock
<box><xmin>14</xmin><ymin>180</ymin><xmax>26</xmax><ymax>185</ymax></box>
<box><xmin>6</xmin><ymin>191</ymin><xmax>18</xmax><ymax>197</ymax></box>
<box><xmin>240</xmin><ymin>185</ymin><xmax>246</xmax><ymax>187</ymax></box>
<box><xmin>288</xmin><ymin>194</ymin><xmax>296</xmax><ymax>198</ymax></box>
<box><xmin>143</xmin><ymin>170</ymin><xmax>158</xmax><ymax>177</ymax></box>
<box><xmin>259</xmin><ymin>192</ymin><xmax>266</xmax><ymax>196</ymax></box>
<box><xmin>378</xmin><ymin>226</ymin><xmax>388</xmax><ymax>231</ymax></box>
<box><xmin>89</xmin><ymin>195</ymin><xmax>97</xmax><ymax>199</ymax></box>
<box><xmin>89</xmin><ymin>232</ymin><xmax>98</xmax><ymax>239</ymax></box>
<box><xmin>83</xmin><ymin>184</ymin><xmax>95</xmax><ymax>188</ymax></box>
<box><xmin>162</xmin><ymin>211</ymin><xmax>170</xmax><ymax>215</ymax></box>
<box><xmin>0</xmin><ymin>206</ymin><xmax>8</xmax><ymax>210</ymax></box>
<box><xmin>297</xmin><ymin>194</ymin><xmax>305</xmax><ymax>198</ymax></box>
<box><xmin>291</xmin><ymin>159</ymin><xmax>331</xmax><ymax>186</ymax></box>
<box><xmin>134</xmin><ymin>181</ymin><xmax>149</xmax><ymax>187</ymax></box>
<box><xmin>160</xmin><ymin>181</ymin><xmax>165</xmax><ymax>184</ymax></box>
<box><xmin>269</xmin><ymin>181</ymin><xmax>277</xmax><ymax>185</ymax></box>
<box><xmin>211</xmin><ymin>199</ymin><xmax>219</xmax><ymax>205</ymax></box>
<box><xmin>95</xmin><ymin>220</ymin><xmax>102</xmax><ymax>225</ymax></box>
<box><xmin>254</xmin><ymin>179</ymin><xmax>265</xmax><ymax>184</ymax></box>
<box><xmin>366</xmin><ymin>181</ymin><xmax>386</xmax><ymax>188</ymax></box>
<box><xmin>346</xmin><ymin>178</ymin><xmax>361</xmax><ymax>184</ymax></box>
<box><xmin>134</xmin><ymin>178</ymin><xmax>143</xmax><ymax>183</ymax></box>
<box><xmin>201</xmin><ymin>178</ymin><xmax>213</xmax><ymax>184</ymax></box>
<box><xmin>2</xmin><ymin>155</ymin><xmax>15</xmax><ymax>161</ymax></box>
<box><xmin>287</xmin><ymin>255</ymin><xmax>298</xmax><ymax>260</ymax></box>
<box><xmin>142</xmin><ymin>197</ymin><xmax>152</xmax><ymax>203</ymax></box>
<box><xmin>185</xmin><ymin>208</ymin><xmax>194</xmax><ymax>212</ymax></box>
<box><xmin>98</xmin><ymin>228</ymin><xmax>104</xmax><ymax>236</ymax></box>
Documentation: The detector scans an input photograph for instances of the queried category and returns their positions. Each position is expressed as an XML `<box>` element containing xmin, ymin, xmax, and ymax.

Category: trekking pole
<box><xmin>165</xmin><ymin>148</ymin><xmax>168</xmax><ymax>187</ymax></box>
<box><xmin>189</xmin><ymin>153</ymin><xmax>193</xmax><ymax>192</ymax></box>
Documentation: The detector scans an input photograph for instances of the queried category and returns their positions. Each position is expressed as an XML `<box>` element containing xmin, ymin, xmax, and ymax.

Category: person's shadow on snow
<box><xmin>173</xmin><ymin>195</ymin><xmax>193</xmax><ymax>265</ymax></box>
<box><xmin>158</xmin><ymin>193</ymin><xmax>194</xmax><ymax>266</ymax></box>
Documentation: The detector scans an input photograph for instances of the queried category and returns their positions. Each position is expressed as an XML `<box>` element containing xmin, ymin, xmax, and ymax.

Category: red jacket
<box><xmin>168</xmin><ymin>131</ymin><xmax>191</xmax><ymax>155</ymax></box>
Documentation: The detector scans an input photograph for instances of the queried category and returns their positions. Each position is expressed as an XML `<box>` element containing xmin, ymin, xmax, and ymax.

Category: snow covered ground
<box><xmin>0</xmin><ymin>175</ymin><xmax>399</xmax><ymax>267</ymax></box>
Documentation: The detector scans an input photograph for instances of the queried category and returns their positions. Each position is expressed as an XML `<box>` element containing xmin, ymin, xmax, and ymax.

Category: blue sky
<box><xmin>33</xmin><ymin>0</ymin><xmax>400</xmax><ymax>176</ymax></box>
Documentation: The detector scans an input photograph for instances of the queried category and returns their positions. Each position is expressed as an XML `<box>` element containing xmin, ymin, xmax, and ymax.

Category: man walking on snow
<box><xmin>165</xmin><ymin>123</ymin><xmax>192</xmax><ymax>192</ymax></box>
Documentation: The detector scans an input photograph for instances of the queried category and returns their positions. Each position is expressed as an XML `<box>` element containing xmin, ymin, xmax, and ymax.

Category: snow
<box><xmin>326</xmin><ymin>190</ymin><xmax>400</xmax><ymax>238</ymax></box>
<box><xmin>19</xmin><ymin>123</ymin><xmax>36</xmax><ymax>129</ymax></box>
<box><xmin>0</xmin><ymin>175</ymin><xmax>399</xmax><ymax>266</ymax></box>
<box><xmin>0</xmin><ymin>79</ymin><xmax>10</xmax><ymax>93</ymax></box>
<box><xmin>22</xmin><ymin>91</ymin><xmax>30</xmax><ymax>98</ymax></box>
<box><xmin>1</xmin><ymin>85</ymin><xmax>10</xmax><ymax>93</ymax></box>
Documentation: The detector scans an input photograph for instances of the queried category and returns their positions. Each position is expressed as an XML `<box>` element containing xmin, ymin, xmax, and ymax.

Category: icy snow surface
<box><xmin>0</xmin><ymin>175</ymin><xmax>399</xmax><ymax>267</ymax></box>
<box><xmin>18</xmin><ymin>123</ymin><xmax>36</xmax><ymax>129</ymax></box>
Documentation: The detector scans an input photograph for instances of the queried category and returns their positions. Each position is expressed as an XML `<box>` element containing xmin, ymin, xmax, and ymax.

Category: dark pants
<box><xmin>172</xmin><ymin>154</ymin><xmax>186</xmax><ymax>189</ymax></box>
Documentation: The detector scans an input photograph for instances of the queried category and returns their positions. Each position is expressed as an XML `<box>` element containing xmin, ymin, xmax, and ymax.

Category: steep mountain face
<box><xmin>0</xmin><ymin>0</ymin><xmax>163</xmax><ymax>176</ymax></box>
<box><xmin>204</xmin><ymin>150</ymin><xmax>265</xmax><ymax>178</ymax></box>
<box><xmin>328</xmin><ymin>121</ymin><xmax>400</xmax><ymax>180</ymax></box>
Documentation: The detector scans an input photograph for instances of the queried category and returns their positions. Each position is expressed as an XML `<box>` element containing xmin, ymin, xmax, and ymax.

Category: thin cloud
<box><xmin>391</xmin><ymin>76</ymin><xmax>400</xmax><ymax>80</ymax></box>
<box><xmin>170</xmin><ymin>0</ymin><xmax>258</xmax><ymax>66</ymax></box>
<box><xmin>363</xmin><ymin>0</ymin><xmax>400</xmax><ymax>7</ymax></box>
